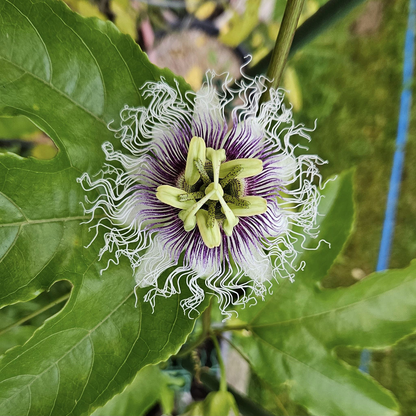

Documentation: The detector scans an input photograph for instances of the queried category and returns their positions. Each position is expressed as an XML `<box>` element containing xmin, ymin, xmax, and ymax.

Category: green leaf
<box><xmin>91</xmin><ymin>365</ymin><xmax>171</xmax><ymax>416</ymax></box>
<box><xmin>0</xmin><ymin>244</ymin><xmax>201</xmax><ymax>416</ymax></box>
<box><xmin>0</xmin><ymin>0</ymin><xmax>198</xmax><ymax>415</ymax></box>
<box><xmin>233</xmin><ymin>171</ymin><xmax>402</xmax><ymax>416</ymax></box>
<box><xmin>0</xmin><ymin>318</ymin><xmax>36</xmax><ymax>355</ymax></box>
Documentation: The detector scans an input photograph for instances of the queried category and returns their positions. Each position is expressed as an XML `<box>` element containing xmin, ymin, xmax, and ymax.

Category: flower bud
<box><xmin>183</xmin><ymin>401</ymin><xmax>205</xmax><ymax>416</ymax></box>
<box><xmin>203</xmin><ymin>391</ymin><xmax>239</xmax><ymax>416</ymax></box>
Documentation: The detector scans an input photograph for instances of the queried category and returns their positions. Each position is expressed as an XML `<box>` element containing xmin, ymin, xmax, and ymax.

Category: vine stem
<box><xmin>211</xmin><ymin>334</ymin><xmax>227</xmax><ymax>392</ymax></box>
<box><xmin>261</xmin><ymin>0</ymin><xmax>305</xmax><ymax>103</ymax></box>
<box><xmin>0</xmin><ymin>292</ymin><xmax>70</xmax><ymax>337</ymax></box>
<box><xmin>214</xmin><ymin>323</ymin><xmax>250</xmax><ymax>332</ymax></box>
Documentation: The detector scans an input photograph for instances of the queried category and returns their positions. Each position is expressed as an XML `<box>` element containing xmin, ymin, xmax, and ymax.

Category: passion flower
<box><xmin>78</xmin><ymin>69</ymin><xmax>325</xmax><ymax>318</ymax></box>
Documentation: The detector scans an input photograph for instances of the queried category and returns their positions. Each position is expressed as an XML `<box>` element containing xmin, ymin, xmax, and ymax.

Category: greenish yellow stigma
<box><xmin>156</xmin><ymin>137</ymin><xmax>267</xmax><ymax>249</ymax></box>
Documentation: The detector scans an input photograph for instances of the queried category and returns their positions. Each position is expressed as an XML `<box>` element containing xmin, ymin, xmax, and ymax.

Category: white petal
<box><xmin>193</xmin><ymin>84</ymin><xmax>222</xmax><ymax>126</ymax></box>
<box><xmin>135</xmin><ymin>237</ymin><xmax>176</xmax><ymax>288</ymax></box>
<box><xmin>276</xmin><ymin>154</ymin><xmax>298</xmax><ymax>182</ymax></box>
<box><xmin>238</xmin><ymin>242</ymin><xmax>273</xmax><ymax>284</ymax></box>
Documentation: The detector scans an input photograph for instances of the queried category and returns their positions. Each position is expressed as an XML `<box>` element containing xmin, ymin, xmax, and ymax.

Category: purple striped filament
<box><xmin>78</xmin><ymin>70</ymin><xmax>326</xmax><ymax>319</ymax></box>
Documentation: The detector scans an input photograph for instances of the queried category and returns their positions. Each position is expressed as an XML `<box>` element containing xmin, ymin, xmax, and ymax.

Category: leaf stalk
<box><xmin>211</xmin><ymin>334</ymin><xmax>227</xmax><ymax>392</ymax></box>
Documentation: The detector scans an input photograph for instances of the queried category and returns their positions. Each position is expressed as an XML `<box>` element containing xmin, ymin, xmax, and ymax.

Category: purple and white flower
<box><xmin>78</xmin><ymin>69</ymin><xmax>325</xmax><ymax>318</ymax></box>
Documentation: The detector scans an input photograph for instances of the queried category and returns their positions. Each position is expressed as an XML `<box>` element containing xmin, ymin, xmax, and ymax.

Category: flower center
<box><xmin>156</xmin><ymin>136</ymin><xmax>267</xmax><ymax>248</ymax></box>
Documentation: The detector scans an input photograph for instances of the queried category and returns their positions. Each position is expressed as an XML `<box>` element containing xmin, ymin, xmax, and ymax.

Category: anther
<box><xmin>194</xmin><ymin>159</ymin><xmax>211</xmax><ymax>185</ymax></box>
<box><xmin>219</xmin><ymin>158</ymin><xmax>263</xmax><ymax>179</ymax></box>
<box><xmin>207</xmin><ymin>201</ymin><xmax>217</xmax><ymax>228</ymax></box>
<box><xmin>185</xmin><ymin>137</ymin><xmax>206</xmax><ymax>186</ymax></box>
<box><xmin>223</xmin><ymin>194</ymin><xmax>250</xmax><ymax>208</ymax></box>
<box><xmin>220</xmin><ymin>166</ymin><xmax>243</xmax><ymax>188</ymax></box>
<box><xmin>228</xmin><ymin>179</ymin><xmax>243</xmax><ymax>197</ymax></box>
<box><xmin>178</xmin><ymin>191</ymin><xmax>205</xmax><ymax>202</ymax></box>
<box><xmin>226</xmin><ymin>196</ymin><xmax>267</xmax><ymax>217</ymax></box>
<box><xmin>156</xmin><ymin>185</ymin><xmax>196</xmax><ymax>209</ymax></box>
<box><xmin>196</xmin><ymin>210</ymin><xmax>221</xmax><ymax>248</ymax></box>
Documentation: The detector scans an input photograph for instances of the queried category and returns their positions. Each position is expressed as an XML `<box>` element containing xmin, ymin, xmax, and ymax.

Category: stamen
<box><xmin>178</xmin><ymin>191</ymin><xmax>205</xmax><ymax>201</ymax></box>
<box><xmin>185</xmin><ymin>136</ymin><xmax>206</xmax><ymax>186</ymax></box>
<box><xmin>227</xmin><ymin>196</ymin><xmax>267</xmax><ymax>217</ymax></box>
<box><xmin>228</xmin><ymin>179</ymin><xmax>244</xmax><ymax>198</ymax></box>
<box><xmin>219</xmin><ymin>158</ymin><xmax>263</xmax><ymax>179</ymax></box>
<box><xmin>156</xmin><ymin>185</ymin><xmax>195</xmax><ymax>209</ymax></box>
<box><xmin>194</xmin><ymin>159</ymin><xmax>211</xmax><ymax>185</ymax></box>
<box><xmin>207</xmin><ymin>201</ymin><xmax>217</xmax><ymax>228</ymax></box>
<box><xmin>223</xmin><ymin>194</ymin><xmax>250</xmax><ymax>207</ymax></box>
<box><xmin>196</xmin><ymin>210</ymin><xmax>221</xmax><ymax>248</ymax></box>
<box><xmin>220</xmin><ymin>165</ymin><xmax>243</xmax><ymax>188</ymax></box>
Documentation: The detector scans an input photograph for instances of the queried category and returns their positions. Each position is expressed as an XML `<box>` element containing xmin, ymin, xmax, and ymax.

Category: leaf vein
<box><xmin>5</xmin><ymin>0</ymin><xmax>53</xmax><ymax>82</ymax></box>
<box><xmin>250</xmin><ymin>276</ymin><xmax>415</xmax><ymax>330</ymax></box>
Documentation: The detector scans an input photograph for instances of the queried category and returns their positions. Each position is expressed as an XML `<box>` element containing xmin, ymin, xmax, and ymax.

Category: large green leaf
<box><xmin>0</xmin><ymin>0</ymin><xmax>200</xmax><ymax>415</ymax></box>
<box><xmin>0</xmin><ymin>322</ymin><xmax>36</xmax><ymax>356</ymax></box>
<box><xmin>91</xmin><ymin>365</ymin><xmax>173</xmax><ymax>416</ymax></box>
<box><xmin>233</xmin><ymin>171</ymin><xmax>404</xmax><ymax>416</ymax></box>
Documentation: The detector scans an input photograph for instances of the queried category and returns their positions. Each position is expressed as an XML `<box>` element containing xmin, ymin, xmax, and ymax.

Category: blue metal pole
<box><xmin>359</xmin><ymin>0</ymin><xmax>416</xmax><ymax>373</ymax></box>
